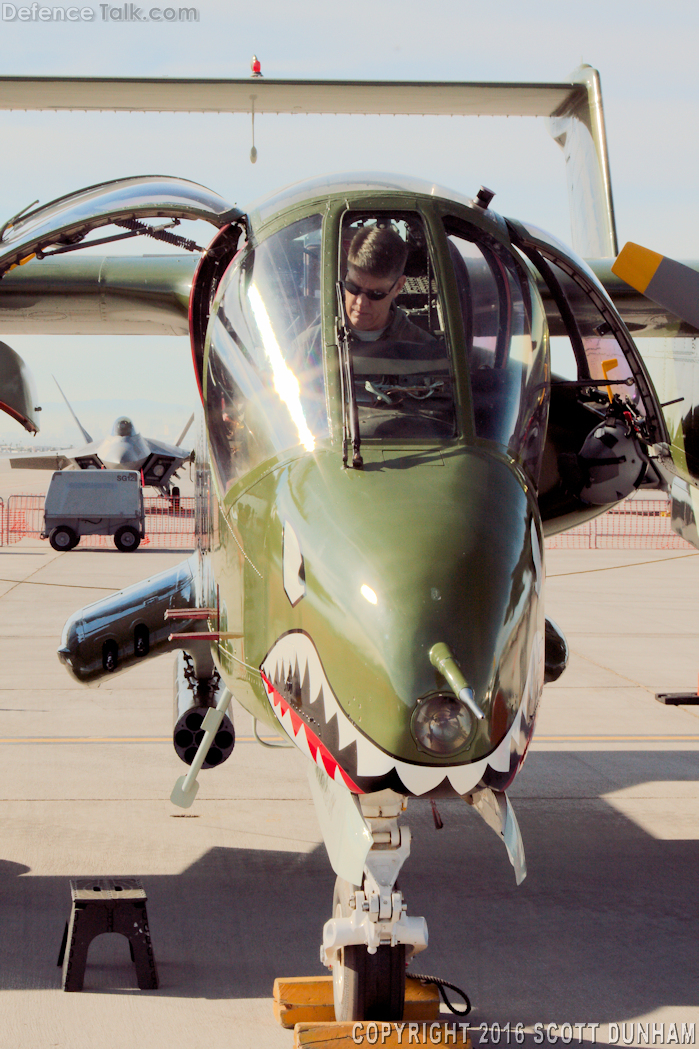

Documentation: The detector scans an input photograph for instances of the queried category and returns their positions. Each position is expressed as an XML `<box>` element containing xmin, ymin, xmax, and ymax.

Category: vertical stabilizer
<box><xmin>549</xmin><ymin>65</ymin><xmax>618</xmax><ymax>258</ymax></box>
<box><xmin>53</xmin><ymin>375</ymin><xmax>92</xmax><ymax>444</ymax></box>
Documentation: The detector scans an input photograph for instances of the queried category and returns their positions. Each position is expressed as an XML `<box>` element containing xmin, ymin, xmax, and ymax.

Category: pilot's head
<box><xmin>345</xmin><ymin>226</ymin><xmax>408</xmax><ymax>332</ymax></box>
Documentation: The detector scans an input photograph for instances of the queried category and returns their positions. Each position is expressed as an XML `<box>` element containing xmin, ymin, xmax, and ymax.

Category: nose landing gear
<box><xmin>321</xmin><ymin>791</ymin><xmax>428</xmax><ymax>1022</ymax></box>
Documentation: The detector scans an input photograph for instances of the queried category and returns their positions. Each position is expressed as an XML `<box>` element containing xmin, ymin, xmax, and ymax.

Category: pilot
<box><xmin>342</xmin><ymin>226</ymin><xmax>436</xmax><ymax>349</ymax></box>
<box><xmin>295</xmin><ymin>225</ymin><xmax>437</xmax><ymax>365</ymax></box>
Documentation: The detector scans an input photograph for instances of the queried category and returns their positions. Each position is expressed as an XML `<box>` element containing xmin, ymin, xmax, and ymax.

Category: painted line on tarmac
<box><xmin>0</xmin><ymin>576</ymin><xmax>117</xmax><ymax>591</ymax></box>
<box><xmin>535</xmin><ymin>734</ymin><xmax>699</xmax><ymax>741</ymax></box>
<box><xmin>0</xmin><ymin>735</ymin><xmax>286</xmax><ymax>744</ymax></box>
<box><xmin>2</xmin><ymin>734</ymin><xmax>699</xmax><ymax>745</ymax></box>
<box><xmin>548</xmin><ymin>551</ymin><xmax>699</xmax><ymax>577</ymax></box>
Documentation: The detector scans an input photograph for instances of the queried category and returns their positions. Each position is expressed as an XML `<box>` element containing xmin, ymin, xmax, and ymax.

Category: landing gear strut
<box><xmin>322</xmin><ymin>790</ymin><xmax>427</xmax><ymax>1022</ymax></box>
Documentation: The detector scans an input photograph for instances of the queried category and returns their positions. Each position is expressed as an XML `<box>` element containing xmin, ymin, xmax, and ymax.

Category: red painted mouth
<box><xmin>260</xmin><ymin>669</ymin><xmax>362</xmax><ymax>793</ymax></box>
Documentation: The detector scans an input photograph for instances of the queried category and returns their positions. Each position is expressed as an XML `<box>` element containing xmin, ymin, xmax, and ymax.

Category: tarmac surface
<box><xmin>1</xmin><ymin>475</ymin><xmax>699</xmax><ymax>1047</ymax></box>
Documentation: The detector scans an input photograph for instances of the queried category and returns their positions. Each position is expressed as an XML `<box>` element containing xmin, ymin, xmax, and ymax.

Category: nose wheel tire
<box><xmin>331</xmin><ymin>876</ymin><xmax>406</xmax><ymax>1023</ymax></box>
<box><xmin>114</xmin><ymin>526</ymin><xmax>141</xmax><ymax>552</ymax></box>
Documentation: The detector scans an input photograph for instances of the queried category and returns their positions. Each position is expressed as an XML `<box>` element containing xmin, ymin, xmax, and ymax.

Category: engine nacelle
<box><xmin>173</xmin><ymin>651</ymin><xmax>235</xmax><ymax>768</ymax></box>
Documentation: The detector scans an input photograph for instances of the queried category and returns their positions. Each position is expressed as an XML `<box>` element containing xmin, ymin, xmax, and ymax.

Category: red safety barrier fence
<box><xmin>5</xmin><ymin>494</ymin><xmax>195</xmax><ymax>549</ymax></box>
<box><xmin>1</xmin><ymin>492</ymin><xmax>693</xmax><ymax>551</ymax></box>
<box><xmin>545</xmin><ymin>494</ymin><xmax>694</xmax><ymax>550</ymax></box>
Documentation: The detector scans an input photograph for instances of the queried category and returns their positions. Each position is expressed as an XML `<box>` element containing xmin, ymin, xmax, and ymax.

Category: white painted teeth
<box><xmin>446</xmin><ymin>759</ymin><xmax>490</xmax><ymax>795</ymax></box>
<box><xmin>319</xmin><ymin>680</ymin><xmax>337</xmax><ymax>724</ymax></box>
<box><xmin>488</xmin><ymin>736</ymin><xmax>514</xmax><ymax>773</ymax></box>
<box><xmin>354</xmin><ymin>731</ymin><xmax>394</xmax><ymax>778</ymax></box>
<box><xmin>335</xmin><ymin>712</ymin><xmax>356</xmax><ymax>751</ymax></box>
<box><xmin>261</xmin><ymin>631</ymin><xmax>528</xmax><ymax>797</ymax></box>
<box><xmin>393</xmin><ymin>763</ymin><xmax>446</xmax><ymax>795</ymax></box>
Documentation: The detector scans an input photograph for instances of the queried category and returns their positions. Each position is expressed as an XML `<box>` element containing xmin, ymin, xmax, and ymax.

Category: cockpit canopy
<box><xmin>203</xmin><ymin>191</ymin><xmax>552</xmax><ymax>496</ymax></box>
<box><xmin>201</xmin><ymin>177</ymin><xmax>662</xmax><ymax>505</ymax></box>
<box><xmin>112</xmin><ymin>416</ymin><xmax>136</xmax><ymax>437</ymax></box>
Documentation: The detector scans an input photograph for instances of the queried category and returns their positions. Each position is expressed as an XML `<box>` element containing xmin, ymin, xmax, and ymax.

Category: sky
<box><xmin>0</xmin><ymin>0</ymin><xmax>697</xmax><ymax>444</ymax></box>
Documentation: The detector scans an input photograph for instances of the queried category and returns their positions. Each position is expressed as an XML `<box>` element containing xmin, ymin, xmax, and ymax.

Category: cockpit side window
<box><xmin>204</xmin><ymin>213</ymin><xmax>327</xmax><ymax>494</ymax></box>
<box><xmin>508</xmin><ymin>220</ymin><xmax>665</xmax><ymax>447</ymax></box>
<box><xmin>338</xmin><ymin>212</ymin><xmax>457</xmax><ymax>441</ymax></box>
<box><xmin>446</xmin><ymin>223</ymin><xmax>549</xmax><ymax>483</ymax></box>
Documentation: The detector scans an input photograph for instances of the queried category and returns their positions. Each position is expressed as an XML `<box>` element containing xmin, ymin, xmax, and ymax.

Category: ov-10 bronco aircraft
<box><xmin>0</xmin><ymin>66</ymin><xmax>697</xmax><ymax>1021</ymax></box>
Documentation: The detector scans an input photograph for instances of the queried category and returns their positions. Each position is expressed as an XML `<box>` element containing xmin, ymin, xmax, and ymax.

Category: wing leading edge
<box><xmin>0</xmin><ymin>68</ymin><xmax>615</xmax><ymax>258</ymax></box>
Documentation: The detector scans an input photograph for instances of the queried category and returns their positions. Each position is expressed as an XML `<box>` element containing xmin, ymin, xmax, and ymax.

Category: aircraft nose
<box><xmin>262</xmin><ymin>447</ymin><xmax>544</xmax><ymax>788</ymax></box>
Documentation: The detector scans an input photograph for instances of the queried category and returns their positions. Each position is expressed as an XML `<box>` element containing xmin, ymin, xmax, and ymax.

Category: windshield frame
<box><xmin>506</xmin><ymin>218</ymin><xmax>669</xmax><ymax>447</ymax></box>
<box><xmin>333</xmin><ymin>206</ymin><xmax>461</xmax><ymax>450</ymax></box>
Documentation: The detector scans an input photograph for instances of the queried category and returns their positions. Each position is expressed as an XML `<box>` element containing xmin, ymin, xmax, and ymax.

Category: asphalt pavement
<box><xmin>0</xmin><ymin>517</ymin><xmax>698</xmax><ymax>1049</ymax></box>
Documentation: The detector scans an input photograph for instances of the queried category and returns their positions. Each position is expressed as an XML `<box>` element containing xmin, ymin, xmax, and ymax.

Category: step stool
<box><xmin>57</xmin><ymin>877</ymin><xmax>158</xmax><ymax>991</ymax></box>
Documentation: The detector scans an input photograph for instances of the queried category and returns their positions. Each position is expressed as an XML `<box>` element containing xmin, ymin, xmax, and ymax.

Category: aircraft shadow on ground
<box><xmin>1</xmin><ymin>749</ymin><xmax>698</xmax><ymax>1025</ymax></box>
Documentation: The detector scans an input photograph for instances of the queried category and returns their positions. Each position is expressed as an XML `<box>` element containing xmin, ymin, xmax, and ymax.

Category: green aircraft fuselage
<box><xmin>193</xmin><ymin>178</ymin><xmax>555</xmax><ymax>797</ymax></box>
<box><xmin>58</xmin><ymin>172</ymin><xmax>668</xmax><ymax>801</ymax></box>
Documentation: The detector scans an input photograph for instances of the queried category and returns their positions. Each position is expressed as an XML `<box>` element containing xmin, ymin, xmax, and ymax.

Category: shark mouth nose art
<box><xmin>260</xmin><ymin>630</ymin><xmax>536</xmax><ymax>797</ymax></box>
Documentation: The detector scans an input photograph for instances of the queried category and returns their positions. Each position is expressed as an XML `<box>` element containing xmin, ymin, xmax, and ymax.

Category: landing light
<box><xmin>360</xmin><ymin>584</ymin><xmax>377</xmax><ymax>605</ymax></box>
<box><xmin>411</xmin><ymin>694</ymin><xmax>473</xmax><ymax>756</ymax></box>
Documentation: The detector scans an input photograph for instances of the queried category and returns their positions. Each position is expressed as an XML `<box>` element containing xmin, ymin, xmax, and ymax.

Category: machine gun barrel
<box><xmin>172</xmin><ymin>650</ymin><xmax>235</xmax><ymax>768</ymax></box>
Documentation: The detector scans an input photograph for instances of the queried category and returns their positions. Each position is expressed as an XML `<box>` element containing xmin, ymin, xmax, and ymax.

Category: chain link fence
<box><xmin>0</xmin><ymin>491</ymin><xmax>692</xmax><ymax>552</ymax></box>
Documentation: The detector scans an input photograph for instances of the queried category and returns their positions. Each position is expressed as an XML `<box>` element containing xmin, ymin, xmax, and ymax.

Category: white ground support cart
<box><xmin>42</xmin><ymin>470</ymin><xmax>145</xmax><ymax>552</ymax></box>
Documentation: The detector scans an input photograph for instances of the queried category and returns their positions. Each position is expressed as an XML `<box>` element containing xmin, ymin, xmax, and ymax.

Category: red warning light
<box><xmin>251</xmin><ymin>55</ymin><xmax>262</xmax><ymax>77</ymax></box>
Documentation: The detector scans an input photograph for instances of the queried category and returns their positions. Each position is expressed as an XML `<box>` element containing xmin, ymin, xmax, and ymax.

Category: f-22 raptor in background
<box><xmin>7</xmin><ymin>375</ymin><xmax>194</xmax><ymax>493</ymax></box>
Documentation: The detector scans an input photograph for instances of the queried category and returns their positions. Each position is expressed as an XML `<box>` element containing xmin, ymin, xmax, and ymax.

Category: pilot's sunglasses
<box><xmin>343</xmin><ymin>276</ymin><xmax>398</xmax><ymax>301</ymax></box>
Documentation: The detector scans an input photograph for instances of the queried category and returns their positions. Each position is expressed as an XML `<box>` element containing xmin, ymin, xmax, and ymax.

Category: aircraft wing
<box><xmin>0</xmin><ymin>255</ymin><xmax>195</xmax><ymax>336</ymax></box>
<box><xmin>9</xmin><ymin>451</ymin><xmax>73</xmax><ymax>470</ymax></box>
<box><xmin>0</xmin><ymin>175</ymin><xmax>241</xmax><ymax>338</ymax></box>
<box><xmin>139</xmin><ymin>436</ymin><xmax>193</xmax><ymax>490</ymax></box>
<box><xmin>10</xmin><ymin>437</ymin><xmax>104</xmax><ymax>471</ymax></box>
<box><xmin>143</xmin><ymin>437</ymin><xmax>193</xmax><ymax>459</ymax></box>
<box><xmin>0</xmin><ymin>251</ymin><xmax>695</xmax><ymax>340</ymax></box>
<box><xmin>0</xmin><ymin>73</ymin><xmax>588</xmax><ymax>116</ymax></box>
<box><xmin>0</xmin><ymin>68</ymin><xmax>613</xmax><ymax>258</ymax></box>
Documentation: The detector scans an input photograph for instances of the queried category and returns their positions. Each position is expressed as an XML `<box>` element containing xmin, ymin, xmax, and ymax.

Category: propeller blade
<box><xmin>175</xmin><ymin>412</ymin><xmax>195</xmax><ymax>448</ymax></box>
<box><xmin>612</xmin><ymin>242</ymin><xmax>699</xmax><ymax>331</ymax></box>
